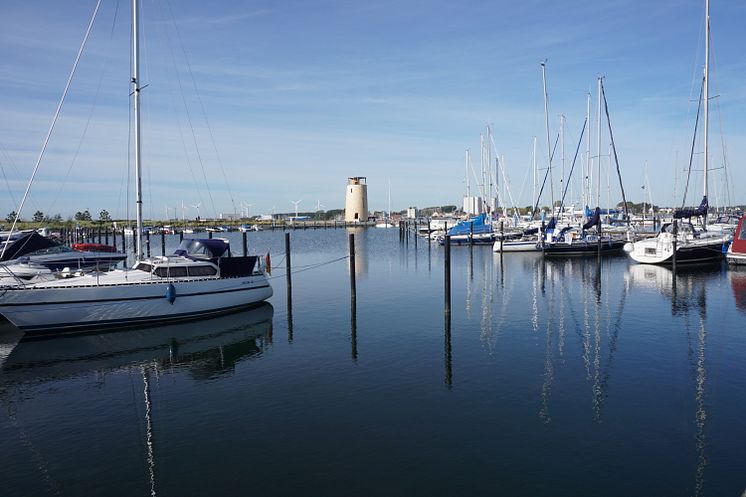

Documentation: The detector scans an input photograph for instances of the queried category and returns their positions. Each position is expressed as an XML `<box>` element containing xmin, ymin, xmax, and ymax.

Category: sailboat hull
<box><xmin>0</xmin><ymin>273</ymin><xmax>272</xmax><ymax>335</ymax></box>
<box><xmin>625</xmin><ymin>237</ymin><xmax>725</xmax><ymax>265</ymax></box>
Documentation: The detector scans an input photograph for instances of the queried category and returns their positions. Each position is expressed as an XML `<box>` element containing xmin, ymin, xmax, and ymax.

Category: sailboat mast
<box><xmin>596</xmin><ymin>76</ymin><xmax>602</xmax><ymax>209</ymax></box>
<box><xmin>532</xmin><ymin>136</ymin><xmax>537</xmax><ymax>216</ymax></box>
<box><xmin>132</xmin><ymin>0</ymin><xmax>144</xmax><ymax>260</ymax></box>
<box><xmin>703</xmin><ymin>0</ymin><xmax>710</xmax><ymax>226</ymax></box>
<box><xmin>585</xmin><ymin>90</ymin><xmax>591</xmax><ymax>216</ymax></box>
<box><xmin>541</xmin><ymin>61</ymin><xmax>554</xmax><ymax>212</ymax></box>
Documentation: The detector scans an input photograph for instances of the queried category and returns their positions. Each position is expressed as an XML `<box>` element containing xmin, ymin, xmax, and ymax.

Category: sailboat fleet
<box><xmin>0</xmin><ymin>0</ymin><xmax>741</xmax><ymax>337</ymax></box>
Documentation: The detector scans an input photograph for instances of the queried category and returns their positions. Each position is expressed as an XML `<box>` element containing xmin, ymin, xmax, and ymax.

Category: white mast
<box><xmin>585</xmin><ymin>90</ymin><xmax>591</xmax><ymax>215</ymax></box>
<box><xmin>560</xmin><ymin>114</ymin><xmax>565</xmax><ymax>207</ymax></box>
<box><xmin>532</xmin><ymin>136</ymin><xmax>537</xmax><ymax>215</ymax></box>
<box><xmin>703</xmin><ymin>0</ymin><xmax>710</xmax><ymax>226</ymax></box>
<box><xmin>541</xmin><ymin>61</ymin><xmax>554</xmax><ymax>212</ymax></box>
<box><xmin>132</xmin><ymin>0</ymin><xmax>144</xmax><ymax>260</ymax></box>
<box><xmin>596</xmin><ymin>76</ymin><xmax>603</xmax><ymax>209</ymax></box>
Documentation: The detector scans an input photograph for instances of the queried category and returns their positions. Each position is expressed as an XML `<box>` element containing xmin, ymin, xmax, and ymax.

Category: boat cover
<box><xmin>673</xmin><ymin>196</ymin><xmax>708</xmax><ymax>219</ymax></box>
<box><xmin>731</xmin><ymin>216</ymin><xmax>746</xmax><ymax>254</ymax></box>
<box><xmin>583</xmin><ymin>207</ymin><xmax>601</xmax><ymax>230</ymax></box>
<box><xmin>0</xmin><ymin>232</ymin><xmax>59</xmax><ymax>261</ymax></box>
<box><xmin>174</xmin><ymin>238</ymin><xmax>230</xmax><ymax>259</ymax></box>
<box><xmin>448</xmin><ymin>213</ymin><xmax>493</xmax><ymax>236</ymax></box>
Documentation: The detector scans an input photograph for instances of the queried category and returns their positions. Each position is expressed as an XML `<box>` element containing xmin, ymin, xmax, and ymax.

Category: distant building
<box><xmin>344</xmin><ymin>177</ymin><xmax>368</xmax><ymax>222</ymax></box>
<box><xmin>406</xmin><ymin>207</ymin><xmax>417</xmax><ymax>219</ymax></box>
<box><xmin>220</xmin><ymin>213</ymin><xmax>240</xmax><ymax>221</ymax></box>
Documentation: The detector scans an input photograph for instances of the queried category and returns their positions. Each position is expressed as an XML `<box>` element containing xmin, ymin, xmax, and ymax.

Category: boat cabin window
<box><xmin>740</xmin><ymin>225</ymin><xmax>746</xmax><ymax>240</ymax></box>
<box><xmin>187</xmin><ymin>265</ymin><xmax>218</xmax><ymax>276</ymax></box>
<box><xmin>135</xmin><ymin>262</ymin><xmax>153</xmax><ymax>273</ymax></box>
<box><xmin>154</xmin><ymin>266</ymin><xmax>188</xmax><ymax>278</ymax></box>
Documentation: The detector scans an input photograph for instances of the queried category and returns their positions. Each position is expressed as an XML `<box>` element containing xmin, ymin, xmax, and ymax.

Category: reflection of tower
<box><xmin>346</xmin><ymin>227</ymin><xmax>367</xmax><ymax>276</ymax></box>
<box><xmin>344</xmin><ymin>177</ymin><xmax>368</xmax><ymax>222</ymax></box>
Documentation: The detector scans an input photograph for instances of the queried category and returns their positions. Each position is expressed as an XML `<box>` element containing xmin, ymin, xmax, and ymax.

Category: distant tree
<box><xmin>33</xmin><ymin>210</ymin><xmax>45</xmax><ymax>222</ymax></box>
<box><xmin>75</xmin><ymin>209</ymin><xmax>92</xmax><ymax>222</ymax></box>
<box><xmin>74</xmin><ymin>211</ymin><xmax>84</xmax><ymax>221</ymax></box>
<box><xmin>52</xmin><ymin>214</ymin><xmax>63</xmax><ymax>223</ymax></box>
<box><xmin>99</xmin><ymin>209</ymin><xmax>111</xmax><ymax>223</ymax></box>
<box><xmin>6</xmin><ymin>211</ymin><xmax>17</xmax><ymax>223</ymax></box>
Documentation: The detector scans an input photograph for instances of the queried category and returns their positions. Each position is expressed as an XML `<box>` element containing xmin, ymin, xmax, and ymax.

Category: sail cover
<box><xmin>673</xmin><ymin>196</ymin><xmax>708</xmax><ymax>219</ymax></box>
<box><xmin>582</xmin><ymin>207</ymin><xmax>600</xmax><ymax>230</ymax></box>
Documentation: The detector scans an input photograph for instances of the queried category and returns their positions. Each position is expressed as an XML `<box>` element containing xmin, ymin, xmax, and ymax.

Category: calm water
<box><xmin>1</xmin><ymin>228</ymin><xmax>745</xmax><ymax>497</ymax></box>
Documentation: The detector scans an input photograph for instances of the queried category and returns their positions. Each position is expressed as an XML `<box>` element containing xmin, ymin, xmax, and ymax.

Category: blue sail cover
<box><xmin>673</xmin><ymin>196</ymin><xmax>708</xmax><ymax>219</ymax></box>
<box><xmin>584</xmin><ymin>205</ymin><xmax>619</xmax><ymax>218</ymax></box>
<box><xmin>583</xmin><ymin>207</ymin><xmax>601</xmax><ymax>230</ymax></box>
<box><xmin>448</xmin><ymin>213</ymin><xmax>493</xmax><ymax>236</ymax></box>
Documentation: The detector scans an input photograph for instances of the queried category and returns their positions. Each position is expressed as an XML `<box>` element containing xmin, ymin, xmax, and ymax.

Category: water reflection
<box><xmin>1</xmin><ymin>304</ymin><xmax>274</xmax><ymax>384</ymax></box>
<box><xmin>729</xmin><ymin>268</ymin><xmax>746</xmax><ymax>314</ymax></box>
<box><xmin>346</xmin><ymin>227</ymin><xmax>368</xmax><ymax>277</ymax></box>
<box><xmin>625</xmin><ymin>263</ymin><xmax>713</xmax><ymax>497</ymax></box>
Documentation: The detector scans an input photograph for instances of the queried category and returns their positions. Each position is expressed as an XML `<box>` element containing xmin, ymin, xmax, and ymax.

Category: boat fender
<box><xmin>722</xmin><ymin>241</ymin><xmax>730</xmax><ymax>254</ymax></box>
<box><xmin>166</xmin><ymin>283</ymin><xmax>176</xmax><ymax>304</ymax></box>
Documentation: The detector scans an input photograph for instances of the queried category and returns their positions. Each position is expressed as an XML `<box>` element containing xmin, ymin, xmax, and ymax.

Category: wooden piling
<box><xmin>500</xmin><ymin>220</ymin><xmax>504</xmax><ymax>252</ymax></box>
<box><xmin>285</xmin><ymin>232</ymin><xmax>292</xmax><ymax>295</ymax></box>
<box><xmin>242</xmin><ymin>231</ymin><xmax>248</xmax><ymax>256</ymax></box>
<box><xmin>146</xmin><ymin>231</ymin><xmax>151</xmax><ymax>258</ymax></box>
<box><xmin>349</xmin><ymin>233</ymin><xmax>356</xmax><ymax>303</ymax></box>
<box><xmin>161</xmin><ymin>230</ymin><xmax>166</xmax><ymax>256</ymax></box>
<box><xmin>444</xmin><ymin>234</ymin><xmax>451</xmax><ymax>315</ymax></box>
<box><xmin>672</xmin><ymin>219</ymin><xmax>678</xmax><ymax>271</ymax></box>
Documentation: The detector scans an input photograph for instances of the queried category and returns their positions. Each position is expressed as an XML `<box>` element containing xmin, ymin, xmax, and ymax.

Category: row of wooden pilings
<box><xmin>58</xmin><ymin>227</ymin><xmax>254</xmax><ymax>259</ymax></box>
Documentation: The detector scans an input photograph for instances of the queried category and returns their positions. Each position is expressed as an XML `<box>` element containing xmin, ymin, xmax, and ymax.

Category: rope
<box><xmin>266</xmin><ymin>255</ymin><xmax>349</xmax><ymax>280</ymax></box>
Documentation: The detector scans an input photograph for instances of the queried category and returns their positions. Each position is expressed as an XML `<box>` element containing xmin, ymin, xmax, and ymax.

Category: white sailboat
<box><xmin>0</xmin><ymin>0</ymin><xmax>272</xmax><ymax>335</ymax></box>
<box><xmin>624</xmin><ymin>0</ymin><xmax>727</xmax><ymax>265</ymax></box>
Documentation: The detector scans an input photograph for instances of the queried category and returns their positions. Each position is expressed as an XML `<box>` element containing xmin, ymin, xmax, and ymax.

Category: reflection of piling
<box><xmin>444</xmin><ymin>310</ymin><xmax>452</xmax><ymax>387</ymax></box>
<box><xmin>242</xmin><ymin>231</ymin><xmax>248</xmax><ymax>256</ymax></box>
<box><xmin>444</xmin><ymin>235</ymin><xmax>451</xmax><ymax>315</ymax></box>
<box><xmin>285</xmin><ymin>233</ymin><xmax>292</xmax><ymax>295</ymax></box>
<box><xmin>351</xmin><ymin>296</ymin><xmax>358</xmax><ymax>361</ymax></box>
<box><xmin>349</xmin><ymin>233</ymin><xmax>356</xmax><ymax>302</ymax></box>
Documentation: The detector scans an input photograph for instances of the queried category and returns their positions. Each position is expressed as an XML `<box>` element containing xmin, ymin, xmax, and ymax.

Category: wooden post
<box><xmin>242</xmin><ymin>231</ymin><xmax>248</xmax><ymax>256</ymax></box>
<box><xmin>105</xmin><ymin>229</ymin><xmax>109</xmax><ymax>245</ymax></box>
<box><xmin>146</xmin><ymin>231</ymin><xmax>151</xmax><ymax>258</ymax></box>
<box><xmin>349</xmin><ymin>233</ymin><xmax>356</xmax><ymax>303</ymax></box>
<box><xmin>97</xmin><ymin>226</ymin><xmax>102</xmax><ymax>244</ymax></box>
<box><xmin>285</xmin><ymin>233</ymin><xmax>292</xmax><ymax>295</ymax></box>
<box><xmin>672</xmin><ymin>219</ymin><xmax>678</xmax><ymax>271</ymax></box>
<box><xmin>427</xmin><ymin>220</ymin><xmax>431</xmax><ymax>244</ymax></box>
<box><xmin>208</xmin><ymin>231</ymin><xmax>213</xmax><ymax>239</ymax></box>
<box><xmin>469</xmin><ymin>220</ymin><xmax>474</xmax><ymax>246</ymax></box>
<box><xmin>179</xmin><ymin>231</ymin><xmax>183</xmax><ymax>242</ymax></box>
<box><xmin>161</xmin><ymin>230</ymin><xmax>166</xmax><ymax>256</ymax></box>
<box><xmin>444</xmin><ymin>234</ymin><xmax>451</xmax><ymax>315</ymax></box>
<box><xmin>500</xmin><ymin>220</ymin><xmax>504</xmax><ymax>252</ymax></box>
<box><xmin>112</xmin><ymin>229</ymin><xmax>117</xmax><ymax>251</ymax></box>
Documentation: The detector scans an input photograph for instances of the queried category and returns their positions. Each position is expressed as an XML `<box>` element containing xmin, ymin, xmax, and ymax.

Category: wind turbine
<box><xmin>315</xmin><ymin>200</ymin><xmax>325</xmax><ymax>212</ymax></box>
<box><xmin>290</xmin><ymin>199</ymin><xmax>301</xmax><ymax>219</ymax></box>
<box><xmin>191</xmin><ymin>202</ymin><xmax>201</xmax><ymax>220</ymax></box>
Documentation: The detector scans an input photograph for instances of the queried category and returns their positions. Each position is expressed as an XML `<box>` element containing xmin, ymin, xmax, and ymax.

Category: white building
<box><xmin>344</xmin><ymin>177</ymin><xmax>368</xmax><ymax>222</ymax></box>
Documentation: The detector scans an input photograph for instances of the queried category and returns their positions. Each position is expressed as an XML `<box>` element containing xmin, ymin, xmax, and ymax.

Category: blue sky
<box><xmin>0</xmin><ymin>0</ymin><xmax>744</xmax><ymax>220</ymax></box>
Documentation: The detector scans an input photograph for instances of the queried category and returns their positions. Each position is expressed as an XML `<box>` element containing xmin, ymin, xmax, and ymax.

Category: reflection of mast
<box><xmin>141</xmin><ymin>365</ymin><xmax>156</xmax><ymax>497</ymax></box>
<box><xmin>694</xmin><ymin>316</ymin><xmax>707</xmax><ymax>497</ymax></box>
<box><xmin>539</xmin><ymin>276</ymin><xmax>555</xmax><ymax>424</ymax></box>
